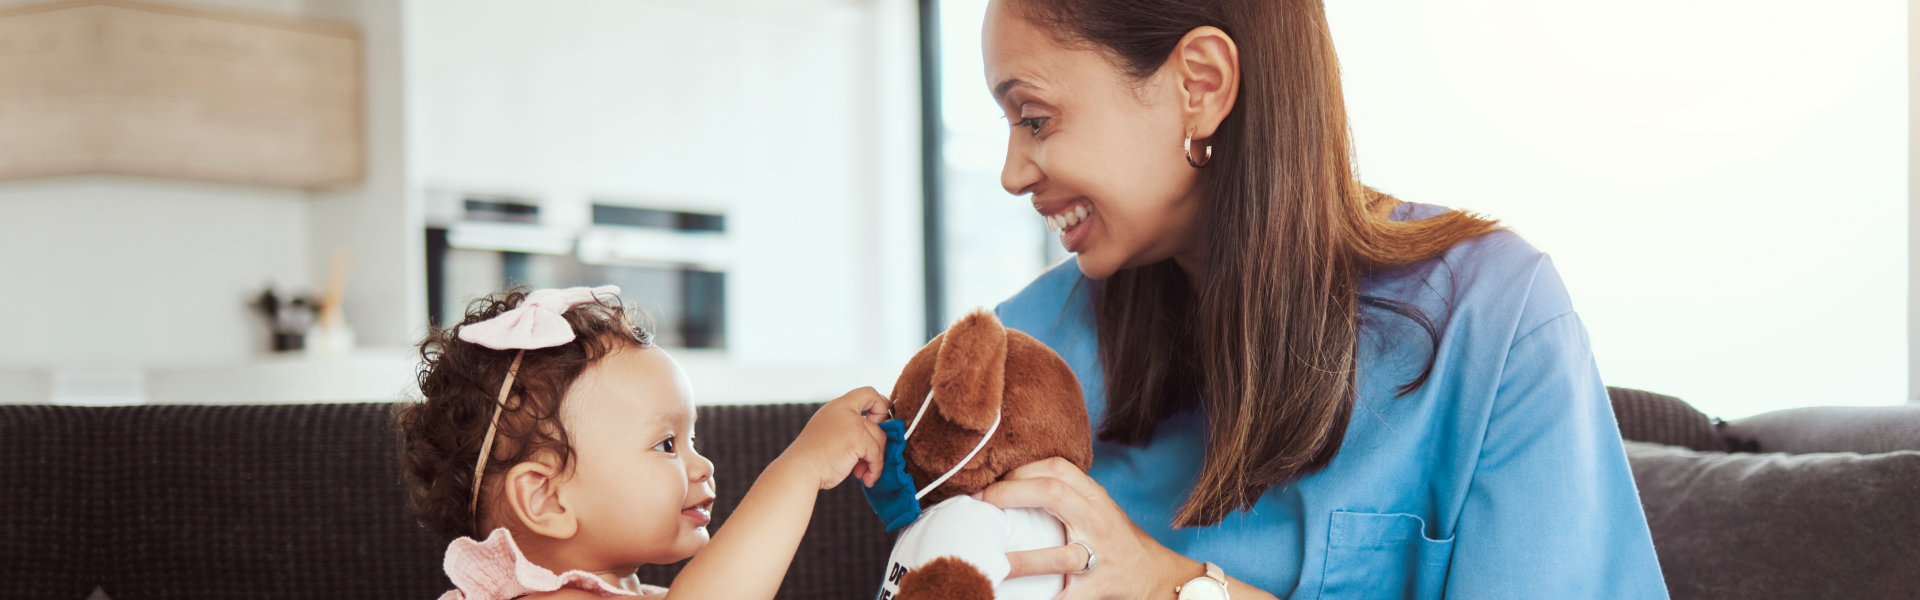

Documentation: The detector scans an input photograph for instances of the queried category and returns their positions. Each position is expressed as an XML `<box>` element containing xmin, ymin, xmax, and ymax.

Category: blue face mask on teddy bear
<box><xmin>861</xmin><ymin>390</ymin><xmax>1003</xmax><ymax>532</ymax></box>
<box><xmin>861</xmin><ymin>419</ymin><xmax>921</xmax><ymax>531</ymax></box>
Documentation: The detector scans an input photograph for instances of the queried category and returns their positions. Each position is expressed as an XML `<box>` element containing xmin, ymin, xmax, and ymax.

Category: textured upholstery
<box><xmin>1721</xmin><ymin>404</ymin><xmax>1920</xmax><ymax>455</ymax></box>
<box><xmin>13</xmin><ymin>389</ymin><xmax>1909</xmax><ymax>599</ymax></box>
<box><xmin>0</xmin><ymin>405</ymin><xmax>103</xmax><ymax>600</ymax></box>
<box><xmin>95</xmin><ymin>403</ymin><xmax>447</xmax><ymax>600</ymax></box>
<box><xmin>0</xmin><ymin>402</ymin><xmax>891</xmax><ymax>600</ymax></box>
<box><xmin>1605</xmin><ymin>386</ymin><xmax>1728</xmax><ymax>452</ymax></box>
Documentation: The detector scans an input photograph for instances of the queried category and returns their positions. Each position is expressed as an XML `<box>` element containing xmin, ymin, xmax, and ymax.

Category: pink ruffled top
<box><xmin>437</xmin><ymin>528</ymin><xmax>664</xmax><ymax>600</ymax></box>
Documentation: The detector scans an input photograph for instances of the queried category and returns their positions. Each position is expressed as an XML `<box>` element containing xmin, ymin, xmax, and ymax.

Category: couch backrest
<box><xmin>1</xmin><ymin>405</ymin><xmax>104</xmax><ymax>600</ymax></box>
<box><xmin>0</xmin><ymin>402</ymin><xmax>893</xmax><ymax>600</ymax></box>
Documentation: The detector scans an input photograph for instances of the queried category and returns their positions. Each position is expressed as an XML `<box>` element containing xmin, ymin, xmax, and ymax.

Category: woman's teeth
<box><xmin>1046</xmin><ymin>205</ymin><xmax>1092</xmax><ymax>232</ymax></box>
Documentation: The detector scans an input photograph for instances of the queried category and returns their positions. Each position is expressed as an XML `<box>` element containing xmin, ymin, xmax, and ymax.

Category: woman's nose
<box><xmin>1000</xmin><ymin>139</ymin><xmax>1041</xmax><ymax>196</ymax></box>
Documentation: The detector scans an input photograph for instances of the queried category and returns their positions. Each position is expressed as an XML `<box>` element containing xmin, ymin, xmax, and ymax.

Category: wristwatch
<box><xmin>1175</xmin><ymin>561</ymin><xmax>1230</xmax><ymax>600</ymax></box>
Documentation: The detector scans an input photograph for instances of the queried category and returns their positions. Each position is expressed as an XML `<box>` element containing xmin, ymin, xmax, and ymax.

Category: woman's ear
<box><xmin>503</xmin><ymin>455</ymin><xmax>578</xmax><ymax>540</ymax></box>
<box><xmin>1170</xmin><ymin>25</ymin><xmax>1240</xmax><ymax>140</ymax></box>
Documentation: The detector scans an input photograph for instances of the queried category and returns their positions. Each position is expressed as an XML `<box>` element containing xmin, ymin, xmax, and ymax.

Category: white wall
<box><xmin>0</xmin><ymin>177</ymin><xmax>311</xmax><ymax>368</ymax></box>
<box><xmin>304</xmin><ymin>0</ymin><xmax>422</xmax><ymax>350</ymax></box>
<box><xmin>1328</xmin><ymin>1</ymin><xmax>1908</xmax><ymax>418</ymax></box>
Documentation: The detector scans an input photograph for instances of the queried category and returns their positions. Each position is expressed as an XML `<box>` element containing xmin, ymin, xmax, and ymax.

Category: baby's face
<box><xmin>558</xmin><ymin>344</ymin><xmax>716</xmax><ymax>567</ymax></box>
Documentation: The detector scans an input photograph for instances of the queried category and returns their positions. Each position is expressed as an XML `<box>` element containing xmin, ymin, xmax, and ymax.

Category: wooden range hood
<box><xmin>0</xmin><ymin>0</ymin><xmax>363</xmax><ymax>189</ymax></box>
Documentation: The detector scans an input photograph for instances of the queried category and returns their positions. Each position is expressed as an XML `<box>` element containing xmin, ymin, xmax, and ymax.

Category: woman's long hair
<box><xmin>1016</xmin><ymin>0</ymin><xmax>1502</xmax><ymax>527</ymax></box>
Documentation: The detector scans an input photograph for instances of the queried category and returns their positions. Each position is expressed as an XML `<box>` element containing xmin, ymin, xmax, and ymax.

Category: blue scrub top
<box><xmin>994</xmin><ymin>203</ymin><xmax>1668</xmax><ymax>599</ymax></box>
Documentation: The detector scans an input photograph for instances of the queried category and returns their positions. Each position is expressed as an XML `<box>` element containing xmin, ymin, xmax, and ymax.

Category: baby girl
<box><xmin>396</xmin><ymin>286</ymin><xmax>888</xmax><ymax>599</ymax></box>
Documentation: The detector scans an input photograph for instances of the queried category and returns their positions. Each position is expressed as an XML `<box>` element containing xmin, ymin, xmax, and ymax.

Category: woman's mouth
<box><xmin>1039</xmin><ymin>200</ymin><xmax>1095</xmax><ymax>253</ymax></box>
<box><xmin>682</xmin><ymin>499</ymin><xmax>713</xmax><ymax>527</ymax></box>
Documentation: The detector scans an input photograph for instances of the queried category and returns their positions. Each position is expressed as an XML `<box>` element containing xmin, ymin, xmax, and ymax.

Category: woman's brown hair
<box><xmin>1016</xmin><ymin>0</ymin><xmax>1502</xmax><ymax>527</ymax></box>
<box><xmin>395</xmin><ymin>288</ymin><xmax>653</xmax><ymax>542</ymax></box>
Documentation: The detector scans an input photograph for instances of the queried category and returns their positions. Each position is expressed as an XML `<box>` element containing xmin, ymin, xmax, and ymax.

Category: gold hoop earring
<box><xmin>1185</xmin><ymin>134</ymin><xmax>1212</xmax><ymax>168</ymax></box>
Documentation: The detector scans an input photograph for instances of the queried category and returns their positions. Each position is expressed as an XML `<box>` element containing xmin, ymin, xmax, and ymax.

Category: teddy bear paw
<box><xmin>895</xmin><ymin>555</ymin><xmax>995</xmax><ymax>600</ymax></box>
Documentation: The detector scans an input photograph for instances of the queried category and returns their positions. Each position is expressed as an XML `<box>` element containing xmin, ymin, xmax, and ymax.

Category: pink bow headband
<box><xmin>458</xmin><ymin>285</ymin><xmax>621</xmax><ymax>517</ymax></box>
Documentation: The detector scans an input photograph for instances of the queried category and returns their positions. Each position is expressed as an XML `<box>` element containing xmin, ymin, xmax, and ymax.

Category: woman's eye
<box><xmin>652</xmin><ymin>437</ymin><xmax>676</xmax><ymax>454</ymax></box>
<box><xmin>1014</xmin><ymin>117</ymin><xmax>1048</xmax><ymax>136</ymax></box>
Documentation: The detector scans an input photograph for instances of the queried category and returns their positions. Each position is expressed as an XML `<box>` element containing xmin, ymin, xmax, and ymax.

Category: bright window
<box><xmin>1328</xmin><ymin>1</ymin><xmax>1907</xmax><ymax>418</ymax></box>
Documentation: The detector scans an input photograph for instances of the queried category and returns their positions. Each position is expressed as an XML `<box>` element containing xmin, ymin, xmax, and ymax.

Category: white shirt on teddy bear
<box><xmin>875</xmin><ymin>495</ymin><xmax>1068</xmax><ymax>600</ymax></box>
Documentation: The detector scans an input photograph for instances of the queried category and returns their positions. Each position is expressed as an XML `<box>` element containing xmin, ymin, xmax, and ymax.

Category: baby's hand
<box><xmin>779</xmin><ymin>387</ymin><xmax>890</xmax><ymax>490</ymax></box>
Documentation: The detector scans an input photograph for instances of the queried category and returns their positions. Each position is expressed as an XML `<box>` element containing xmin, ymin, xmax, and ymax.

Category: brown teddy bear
<box><xmin>865</xmin><ymin>310</ymin><xmax>1094</xmax><ymax>600</ymax></box>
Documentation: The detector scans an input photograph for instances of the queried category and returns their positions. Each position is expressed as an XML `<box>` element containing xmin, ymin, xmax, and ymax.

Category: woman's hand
<box><xmin>978</xmin><ymin>457</ymin><xmax>1199</xmax><ymax>600</ymax></box>
<box><xmin>776</xmin><ymin>387</ymin><xmax>891</xmax><ymax>490</ymax></box>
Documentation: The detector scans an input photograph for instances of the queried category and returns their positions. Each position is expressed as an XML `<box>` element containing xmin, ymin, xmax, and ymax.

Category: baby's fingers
<box><xmin>858</xmin><ymin>421</ymin><xmax>887</xmax><ymax>487</ymax></box>
<box><xmin>833</xmin><ymin>386</ymin><xmax>891</xmax><ymax>416</ymax></box>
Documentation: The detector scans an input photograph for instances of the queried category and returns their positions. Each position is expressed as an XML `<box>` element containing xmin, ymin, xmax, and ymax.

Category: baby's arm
<box><xmin>662</xmin><ymin>387</ymin><xmax>889</xmax><ymax>600</ymax></box>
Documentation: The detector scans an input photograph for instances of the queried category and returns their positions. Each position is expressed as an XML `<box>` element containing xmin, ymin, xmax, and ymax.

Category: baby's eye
<box><xmin>652</xmin><ymin>436</ymin><xmax>676</xmax><ymax>454</ymax></box>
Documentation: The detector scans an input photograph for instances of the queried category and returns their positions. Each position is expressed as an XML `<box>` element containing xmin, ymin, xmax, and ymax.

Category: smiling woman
<box><xmin>957</xmin><ymin>1</ymin><xmax>1671</xmax><ymax>599</ymax></box>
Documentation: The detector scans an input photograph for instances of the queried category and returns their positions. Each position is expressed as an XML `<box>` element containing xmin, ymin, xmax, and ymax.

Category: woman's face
<box><xmin>982</xmin><ymin>0</ymin><xmax>1207</xmax><ymax>280</ymax></box>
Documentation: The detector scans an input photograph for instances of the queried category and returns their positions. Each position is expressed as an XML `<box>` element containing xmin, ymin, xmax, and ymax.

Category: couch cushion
<box><xmin>1721</xmin><ymin>404</ymin><xmax>1920</xmax><ymax>455</ymax></box>
<box><xmin>1623</xmin><ymin>441</ymin><xmax>1920</xmax><ymax>600</ymax></box>
<box><xmin>1607</xmin><ymin>387</ymin><xmax>1726</xmax><ymax>452</ymax></box>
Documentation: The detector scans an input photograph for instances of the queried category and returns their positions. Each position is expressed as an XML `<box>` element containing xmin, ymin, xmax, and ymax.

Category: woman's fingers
<box><xmin>1002</xmin><ymin>457</ymin><xmax>1104</xmax><ymax>499</ymax></box>
<box><xmin>1006</xmin><ymin>543</ymin><xmax>1092</xmax><ymax>578</ymax></box>
<box><xmin>979</xmin><ymin>477</ymin><xmax>1088</xmax><ymax>525</ymax></box>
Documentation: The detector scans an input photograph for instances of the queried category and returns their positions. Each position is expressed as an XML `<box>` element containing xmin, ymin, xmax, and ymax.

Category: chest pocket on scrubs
<box><xmin>1317</xmin><ymin>511</ymin><xmax>1455</xmax><ymax>600</ymax></box>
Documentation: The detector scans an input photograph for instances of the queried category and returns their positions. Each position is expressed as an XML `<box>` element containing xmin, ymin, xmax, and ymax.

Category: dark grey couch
<box><xmin>0</xmin><ymin>402</ymin><xmax>891</xmax><ymax>600</ymax></box>
<box><xmin>2</xmin><ymin>389</ymin><xmax>1914</xmax><ymax>599</ymax></box>
<box><xmin>1609</xmin><ymin>388</ymin><xmax>1920</xmax><ymax>599</ymax></box>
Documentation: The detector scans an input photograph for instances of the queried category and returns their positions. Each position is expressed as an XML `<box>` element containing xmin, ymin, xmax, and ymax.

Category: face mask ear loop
<box><xmin>903</xmin><ymin>388</ymin><xmax>934</xmax><ymax>440</ymax></box>
<box><xmin>899</xmin><ymin>386</ymin><xmax>1005</xmax><ymax>501</ymax></box>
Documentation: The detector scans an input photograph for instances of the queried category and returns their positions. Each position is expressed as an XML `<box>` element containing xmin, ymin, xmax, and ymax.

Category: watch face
<box><xmin>1177</xmin><ymin>577</ymin><xmax>1229</xmax><ymax>600</ymax></box>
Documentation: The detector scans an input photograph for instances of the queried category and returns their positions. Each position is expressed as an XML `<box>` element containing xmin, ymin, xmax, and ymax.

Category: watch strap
<box><xmin>1205</xmin><ymin>562</ymin><xmax>1228</xmax><ymax>597</ymax></box>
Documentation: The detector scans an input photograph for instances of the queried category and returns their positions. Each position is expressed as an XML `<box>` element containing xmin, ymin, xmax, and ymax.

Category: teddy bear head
<box><xmin>887</xmin><ymin>310</ymin><xmax>1093</xmax><ymax>508</ymax></box>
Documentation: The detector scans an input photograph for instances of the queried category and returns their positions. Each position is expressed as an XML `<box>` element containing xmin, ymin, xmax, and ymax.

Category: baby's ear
<box><xmin>929</xmin><ymin>310</ymin><xmax>1007</xmax><ymax>432</ymax></box>
<box><xmin>503</xmin><ymin>454</ymin><xmax>578</xmax><ymax>540</ymax></box>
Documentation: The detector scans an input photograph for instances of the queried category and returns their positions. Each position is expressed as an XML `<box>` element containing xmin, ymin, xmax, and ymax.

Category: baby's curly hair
<box><xmin>395</xmin><ymin>287</ymin><xmax>653</xmax><ymax>543</ymax></box>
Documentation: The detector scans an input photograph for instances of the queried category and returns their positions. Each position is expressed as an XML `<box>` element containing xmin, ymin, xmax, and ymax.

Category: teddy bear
<box><xmin>862</xmin><ymin>309</ymin><xmax>1094</xmax><ymax>600</ymax></box>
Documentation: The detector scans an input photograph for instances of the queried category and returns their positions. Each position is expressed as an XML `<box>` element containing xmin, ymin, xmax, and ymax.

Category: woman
<box><xmin>976</xmin><ymin>1</ymin><xmax>1668</xmax><ymax>598</ymax></box>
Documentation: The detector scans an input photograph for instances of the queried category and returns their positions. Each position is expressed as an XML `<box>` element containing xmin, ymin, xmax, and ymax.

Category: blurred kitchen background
<box><xmin>0</xmin><ymin>0</ymin><xmax>1910</xmax><ymax>418</ymax></box>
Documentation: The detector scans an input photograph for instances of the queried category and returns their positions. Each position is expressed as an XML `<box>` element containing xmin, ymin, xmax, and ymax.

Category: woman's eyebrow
<box><xmin>993</xmin><ymin>77</ymin><xmax>1039</xmax><ymax>103</ymax></box>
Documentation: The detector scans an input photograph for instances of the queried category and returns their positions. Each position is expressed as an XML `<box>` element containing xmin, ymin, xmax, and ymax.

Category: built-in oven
<box><xmin>424</xmin><ymin>193</ymin><xmax>727</xmax><ymax>349</ymax></box>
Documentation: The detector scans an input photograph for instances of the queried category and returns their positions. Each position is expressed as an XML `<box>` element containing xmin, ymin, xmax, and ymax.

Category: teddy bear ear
<box><xmin>928</xmin><ymin>310</ymin><xmax>1008</xmax><ymax>432</ymax></box>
